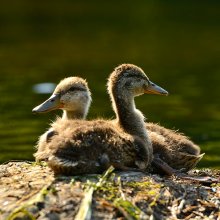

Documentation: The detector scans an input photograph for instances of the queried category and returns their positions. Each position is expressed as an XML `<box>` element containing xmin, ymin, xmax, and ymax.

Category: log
<box><xmin>0</xmin><ymin>162</ymin><xmax>219</xmax><ymax>220</ymax></box>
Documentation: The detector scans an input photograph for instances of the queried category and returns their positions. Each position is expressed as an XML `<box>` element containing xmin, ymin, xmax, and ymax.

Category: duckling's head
<box><xmin>107</xmin><ymin>63</ymin><xmax>168</xmax><ymax>99</ymax></box>
<box><xmin>32</xmin><ymin>77</ymin><xmax>91</xmax><ymax>119</ymax></box>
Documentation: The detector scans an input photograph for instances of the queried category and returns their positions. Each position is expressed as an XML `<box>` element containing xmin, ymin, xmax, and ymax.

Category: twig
<box><xmin>6</xmin><ymin>183</ymin><xmax>52</xmax><ymax>220</ymax></box>
<box><xmin>75</xmin><ymin>187</ymin><xmax>94</xmax><ymax>220</ymax></box>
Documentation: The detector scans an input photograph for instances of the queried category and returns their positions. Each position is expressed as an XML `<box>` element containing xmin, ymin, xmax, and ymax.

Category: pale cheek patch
<box><xmin>60</xmin><ymin>94</ymin><xmax>73</xmax><ymax>109</ymax></box>
<box><xmin>64</xmin><ymin>93</ymin><xmax>85</xmax><ymax>109</ymax></box>
<box><xmin>69</xmin><ymin>93</ymin><xmax>81</xmax><ymax>100</ymax></box>
<box><xmin>61</xmin><ymin>94</ymin><xmax>71</xmax><ymax>103</ymax></box>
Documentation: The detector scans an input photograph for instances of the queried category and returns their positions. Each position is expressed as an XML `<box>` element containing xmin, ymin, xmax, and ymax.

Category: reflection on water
<box><xmin>32</xmin><ymin>83</ymin><xmax>56</xmax><ymax>94</ymax></box>
<box><xmin>0</xmin><ymin>1</ymin><xmax>220</xmax><ymax>168</ymax></box>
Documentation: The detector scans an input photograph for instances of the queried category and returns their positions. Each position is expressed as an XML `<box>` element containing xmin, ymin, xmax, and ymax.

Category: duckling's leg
<box><xmin>152</xmin><ymin>154</ymin><xmax>178</xmax><ymax>176</ymax></box>
<box><xmin>152</xmin><ymin>154</ymin><xmax>219</xmax><ymax>184</ymax></box>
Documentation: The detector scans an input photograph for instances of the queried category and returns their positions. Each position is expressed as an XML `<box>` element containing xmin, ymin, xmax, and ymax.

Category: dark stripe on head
<box><xmin>67</xmin><ymin>86</ymin><xmax>87</xmax><ymax>92</ymax></box>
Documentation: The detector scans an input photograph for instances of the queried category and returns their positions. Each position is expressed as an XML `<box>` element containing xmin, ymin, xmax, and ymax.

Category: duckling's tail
<box><xmin>185</xmin><ymin>153</ymin><xmax>205</xmax><ymax>171</ymax></box>
<box><xmin>180</xmin><ymin>153</ymin><xmax>205</xmax><ymax>172</ymax></box>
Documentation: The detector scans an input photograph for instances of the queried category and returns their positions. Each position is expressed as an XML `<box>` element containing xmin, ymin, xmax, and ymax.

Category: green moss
<box><xmin>114</xmin><ymin>198</ymin><xmax>142</xmax><ymax>220</ymax></box>
<box><xmin>30</xmin><ymin>161</ymin><xmax>48</xmax><ymax>167</ymax></box>
<box><xmin>125</xmin><ymin>180</ymin><xmax>162</xmax><ymax>190</ymax></box>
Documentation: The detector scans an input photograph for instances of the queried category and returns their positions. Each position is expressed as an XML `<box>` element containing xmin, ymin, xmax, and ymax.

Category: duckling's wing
<box><xmin>147</xmin><ymin>123</ymin><xmax>201</xmax><ymax>156</ymax></box>
<box><xmin>48</xmin><ymin>155</ymin><xmax>103</xmax><ymax>175</ymax></box>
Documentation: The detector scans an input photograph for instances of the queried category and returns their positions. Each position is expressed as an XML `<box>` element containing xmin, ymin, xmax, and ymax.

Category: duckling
<box><xmin>33</xmin><ymin>77</ymin><xmax>92</xmax><ymax>161</ymax></box>
<box><xmin>34</xmin><ymin>64</ymin><xmax>167</xmax><ymax>175</ymax></box>
<box><xmin>107</xmin><ymin>65</ymin><xmax>203</xmax><ymax>173</ymax></box>
<box><xmin>107</xmin><ymin>64</ymin><xmax>168</xmax><ymax>165</ymax></box>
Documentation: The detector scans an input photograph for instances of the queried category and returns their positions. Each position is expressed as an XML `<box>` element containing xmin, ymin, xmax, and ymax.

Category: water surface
<box><xmin>0</xmin><ymin>1</ymin><xmax>220</xmax><ymax>168</ymax></box>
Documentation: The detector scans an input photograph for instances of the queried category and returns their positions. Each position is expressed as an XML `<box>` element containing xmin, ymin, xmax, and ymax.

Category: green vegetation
<box><xmin>76</xmin><ymin>167</ymin><xmax>147</xmax><ymax>219</ymax></box>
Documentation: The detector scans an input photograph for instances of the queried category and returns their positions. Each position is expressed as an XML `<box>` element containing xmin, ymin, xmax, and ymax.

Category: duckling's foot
<box><xmin>135</xmin><ymin>160</ymin><xmax>148</xmax><ymax>170</ymax></box>
<box><xmin>99</xmin><ymin>153</ymin><xmax>110</xmax><ymax>170</ymax></box>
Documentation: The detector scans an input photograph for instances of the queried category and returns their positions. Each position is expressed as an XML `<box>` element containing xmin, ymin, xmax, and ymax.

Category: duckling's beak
<box><xmin>32</xmin><ymin>94</ymin><xmax>63</xmax><ymax>113</ymax></box>
<box><xmin>145</xmin><ymin>81</ymin><xmax>169</xmax><ymax>96</ymax></box>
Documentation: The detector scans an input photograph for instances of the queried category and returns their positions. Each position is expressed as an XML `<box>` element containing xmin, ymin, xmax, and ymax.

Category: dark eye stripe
<box><xmin>68</xmin><ymin>87</ymin><xmax>87</xmax><ymax>92</ymax></box>
<box><xmin>126</xmin><ymin>74</ymin><xmax>148</xmax><ymax>81</ymax></box>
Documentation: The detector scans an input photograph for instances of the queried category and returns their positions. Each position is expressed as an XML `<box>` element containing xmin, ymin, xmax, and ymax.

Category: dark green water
<box><xmin>0</xmin><ymin>1</ymin><xmax>220</xmax><ymax>168</ymax></box>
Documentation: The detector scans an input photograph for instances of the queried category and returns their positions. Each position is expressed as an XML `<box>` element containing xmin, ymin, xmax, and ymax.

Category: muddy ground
<box><xmin>0</xmin><ymin>162</ymin><xmax>219</xmax><ymax>220</ymax></box>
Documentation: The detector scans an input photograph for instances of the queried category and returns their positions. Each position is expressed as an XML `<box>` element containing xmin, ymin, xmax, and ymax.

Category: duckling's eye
<box><xmin>125</xmin><ymin>81</ymin><xmax>134</xmax><ymax>87</ymax></box>
<box><xmin>125</xmin><ymin>81</ymin><xmax>131</xmax><ymax>87</ymax></box>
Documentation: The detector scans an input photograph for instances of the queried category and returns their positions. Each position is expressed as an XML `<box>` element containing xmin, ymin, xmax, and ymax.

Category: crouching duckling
<box><xmin>33</xmin><ymin>64</ymin><xmax>168</xmax><ymax>175</ymax></box>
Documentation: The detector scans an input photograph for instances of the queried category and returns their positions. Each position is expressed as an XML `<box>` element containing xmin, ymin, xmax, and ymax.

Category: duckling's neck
<box><xmin>62</xmin><ymin>110</ymin><xmax>86</xmax><ymax>120</ymax></box>
<box><xmin>115</xmin><ymin>97</ymin><xmax>142</xmax><ymax>134</ymax></box>
<box><xmin>113</xmin><ymin>94</ymin><xmax>153</xmax><ymax>159</ymax></box>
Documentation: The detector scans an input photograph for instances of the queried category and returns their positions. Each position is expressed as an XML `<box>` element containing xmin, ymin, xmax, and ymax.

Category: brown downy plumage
<box><xmin>108</xmin><ymin>64</ymin><xmax>203</xmax><ymax>173</ymax></box>
<box><xmin>33</xmin><ymin>77</ymin><xmax>92</xmax><ymax>161</ymax></box>
<box><xmin>33</xmin><ymin>64</ymin><xmax>167</xmax><ymax>175</ymax></box>
<box><xmin>147</xmin><ymin>123</ymin><xmax>204</xmax><ymax>172</ymax></box>
<box><xmin>45</xmin><ymin>118</ymin><xmax>149</xmax><ymax>174</ymax></box>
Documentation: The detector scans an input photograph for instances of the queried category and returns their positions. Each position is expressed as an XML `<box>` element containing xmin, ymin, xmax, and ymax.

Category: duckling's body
<box><xmin>45</xmin><ymin>118</ymin><xmax>147</xmax><ymax>174</ymax></box>
<box><xmin>147</xmin><ymin>123</ymin><xmax>203</xmax><ymax>172</ymax></box>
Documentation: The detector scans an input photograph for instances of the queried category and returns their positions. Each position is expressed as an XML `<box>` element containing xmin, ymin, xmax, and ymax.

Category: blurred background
<box><xmin>0</xmin><ymin>1</ymin><xmax>219</xmax><ymax>168</ymax></box>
